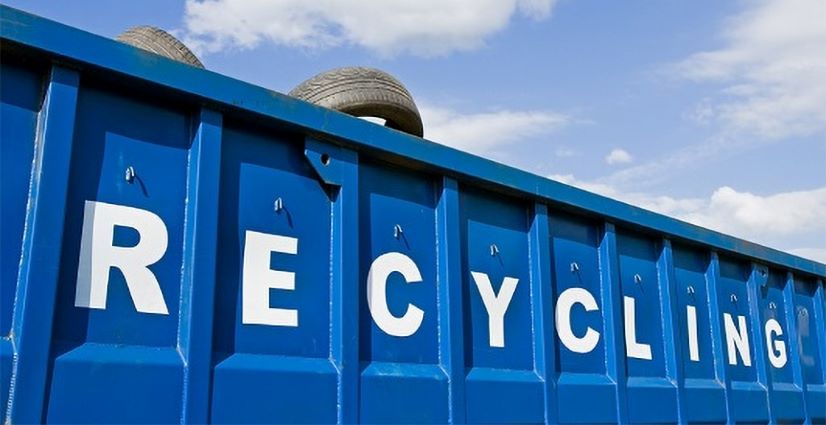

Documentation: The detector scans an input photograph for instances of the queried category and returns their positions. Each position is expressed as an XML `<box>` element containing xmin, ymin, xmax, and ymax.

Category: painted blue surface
<box><xmin>179</xmin><ymin>108</ymin><xmax>223</xmax><ymax>424</ymax></box>
<box><xmin>1</xmin><ymin>5</ymin><xmax>826</xmax><ymax>424</ymax></box>
<box><xmin>47</xmin><ymin>78</ymin><xmax>189</xmax><ymax>424</ymax></box>
<box><xmin>358</xmin><ymin>162</ymin><xmax>449</xmax><ymax>423</ymax></box>
<box><xmin>0</xmin><ymin>5</ymin><xmax>822</xmax><ymax>278</ymax></box>
<box><xmin>8</xmin><ymin>65</ymin><xmax>79</xmax><ymax>424</ymax></box>
<box><xmin>671</xmin><ymin>244</ymin><xmax>728</xmax><ymax>423</ymax></box>
<box><xmin>549</xmin><ymin>213</ymin><xmax>619</xmax><ymax>423</ymax></box>
<box><xmin>0</xmin><ymin>59</ymin><xmax>43</xmax><ymax>413</ymax></box>
<box><xmin>616</xmin><ymin>232</ymin><xmax>679</xmax><ymax>423</ymax></box>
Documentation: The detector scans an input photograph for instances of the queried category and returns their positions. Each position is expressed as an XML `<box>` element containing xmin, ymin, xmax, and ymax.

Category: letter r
<box><xmin>75</xmin><ymin>200</ymin><xmax>169</xmax><ymax>314</ymax></box>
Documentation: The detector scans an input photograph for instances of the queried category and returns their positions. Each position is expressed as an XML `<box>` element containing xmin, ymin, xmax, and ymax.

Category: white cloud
<box><xmin>611</xmin><ymin>0</ymin><xmax>826</xmax><ymax>191</ymax></box>
<box><xmin>182</xmin><ymin>0</ymin><xmax>558</xmax><ymax>57</ymax></box>
<box><xmin>605</xmin><ymin>148</ymin><xmax>633</xmax><ymax>165</ymax></box>
<box><xmin>601</xmin><ymin>133</ymin><xmax>744</xmax><ymax>189</ymax></box>
<box><xmin>554</xmin><ymin>147</ymin><xmax>578</xmax><ymax>158</ymax></box>
<box><xmin>551</xmin><ymin>174</ymin><xmax>826</xmax><ymax>263</ymax></box>
<box><xmin>674</xmin><ymin>0</ymin><xmax>826</xmax><ymax>139</ymax></box>
<box><xmin>420</xmin><ymin>104</ymin><xmax>570</xmax><ymax>156</ymax></box>
<box><xmin>787</xmin><ymin>248</ymin><xmax>826</xmax><ymax>264</ymax></box>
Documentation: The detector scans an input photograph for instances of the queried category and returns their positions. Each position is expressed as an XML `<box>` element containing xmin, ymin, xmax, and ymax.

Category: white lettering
<box><xmin>75</xmin><ymin>200</ymin><xmax>169</xmax><ymax>314</ymax></box>
<box><xmin>367</xmin><ymin>252</ymin><xmax>424</xmax><ymax>337</ymax></box>
<box><xmin>724</xmin><ymin>313</ymin><xmax>752</xmax><ymax>366</ymax></box>
<box><xmin>765</xmin><ymin>318</ymin><xmax>787</xmax><ymax>368</ymax></box>
<box><xmin>471</xmin><ymin>272</ymin><xmax>519</xmax><ymax>348</ymax></box>
<box><xmin>624</xmin><ymin>296</ymin><xmax>652</xmax><ymax>360</ymax></box>
<box><xmin>687</xmin><ymin>305</ymin><xmax>700</xmax><ymax>362</ymax></box>
<box><xmin>242</xmin><ymin>230</ymin><xmax>299</xmax><ymax>327</ymax></box>
<box><xmin>556</xmin><ymin>287</ymin><xmax>601</xmax><ymax>354</ymax></box>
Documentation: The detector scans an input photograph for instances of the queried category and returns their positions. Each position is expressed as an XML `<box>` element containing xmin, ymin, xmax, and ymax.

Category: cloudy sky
<box><xmin>8</xmin><ymin>0</ymin><xmax>825</xmax><ymax>262</ymax></box>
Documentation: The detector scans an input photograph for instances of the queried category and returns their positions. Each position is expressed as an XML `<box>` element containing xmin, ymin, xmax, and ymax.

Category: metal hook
<box><xmin>125</xmin><ymin>166</ymin><xmax>136</xmax><ymax>183</ymax></box>
<box><xmin>634</xmin><ymin>274</ymin><xmax>643</xmax><ymax>284</ymax></box>
<box><xmin>731</xmin><ymin>294</ymin><xmax>738</xmax><ymax>303</ymax></box>
<box><xmin>274</xmin><ymin>197</ymin><xmax>283</xmax><ymax>213</ymax></box>
<box><xmin>394</xmin><ymin>224</ymin><xmax>403</xmax><ymax>239</ymax></box>
<box><xmin>687</xmin><ymin>285</ymin><xmax>695</xmax><ymax>295</ymax></box>
<box><xmin>768</xmin><ymin>301</ymin><xmax>777</xmax><ymax>310</ymax></box>
<box><xmin>570</xmin><ymin>262</ymin><xmax>580</xmax><ymax>273</ymax></box>
<box><xmin>490</xmin><ymin>244</ymin><xmax>500</xmax><ymax>256</ymax></box>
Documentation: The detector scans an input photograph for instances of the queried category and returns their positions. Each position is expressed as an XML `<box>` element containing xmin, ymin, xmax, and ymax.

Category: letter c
<box><xmin>556</xmin><ymin>287</ymin><xmax>601</xmax><ymax>354</ymax></box>
<box><xmin>367</xmin><ymin>252</ymin><xmax>425</xmax><ymax>337</ymax></box>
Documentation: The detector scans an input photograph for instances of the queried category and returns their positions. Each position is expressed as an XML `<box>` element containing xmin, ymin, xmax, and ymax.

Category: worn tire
<box><xmin>289</xmin><ymin>67</ymin><xmax>423</xmax><ymax>137</ymax></box>
<box><xmin>117</xmin><ymin>26</ymin><xmax>204</xmax><ymax>68</ymax></box>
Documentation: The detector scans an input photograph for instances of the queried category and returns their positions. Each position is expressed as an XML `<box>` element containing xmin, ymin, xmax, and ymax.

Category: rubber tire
<box><xmin>289</xmin><ymin>67</ymin><xmax>423</xmax><ymax>137</ymax></box>
<box><xmin>117</xmin><ymin>26</ymin><xmax>204</xmax><ymax>69</ymax></box>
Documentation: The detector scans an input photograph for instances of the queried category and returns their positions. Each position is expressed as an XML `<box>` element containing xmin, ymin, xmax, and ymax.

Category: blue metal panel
<box><xmin>615</xmin><ymin>231</ymin><xmax>678</xmax><ymax>423</ymax></box>
<box><xmin>2</xmin><ymin>6</ymin><xmax>826</xmax><ymax>423</ymax></box>
<box><xmin>794</xmin><ymin>277</ymin><xmax>826</xmax><ymax>423</ymax></box>
<box><xmin>714</xmin><ymin>258</ymin><xmax>770</xmax><ymax>422</ymax></box>
<box><xmin>437</xmin><ymin>177</ymin><xmax>466</xmax><ymax>424</ymax></box>
<box><xmin>358</xmin><ymin>161</ymin><xmax>448</xmax><ymax>423</ymax></box>
<box><xmin>529</xmin><ymin>204</ymin><xmax>557</xmax><ymax>424</ymax></box>
<box><xmin>328</xmin><ymin>142</ymin><xmax>361</xmax><ymax>425</ymax></box>
<box><xmin>548</xmin><ymin>213</ymin><xmax>618</xmax><ymax>424</ymax></box>
<box><xmin>598</xmin><ymin>223</ymin><xmax>628</xmax><ymax>424</ymax></box>
<box><xmin>755</xmin><ymin>270</ymin><xmax>806</xmax><ymax>422</ymax></box>
<box><xmin>461</xmin><ymin>189</ymin><xmax>543</xmax><ymax>423</ymax></box>
<box><xmin>179</xmin><ymin>108</ymin><xmax>223</xmax><ymax>424</ymax></box>
<box><xmin>671</xmin><ymin>245</ymin><xmax>728</xmax><ymax>423</ymax></box>
<box><xmin>8</xmin><ymin>66</ymin><xmax>79</xmax><ymax>424</ymax></box>
<box><xmin>46</xmin><ymin>79</ymin><xmax>189</xmax><ymax>424</ymax></box>
<box><xmin>3</xmin><ymin>4</ymin><xmax>822</xmax><ymax>278</ymax></box>
<box><xmin>211</xmin><ymin>125</ymin><xmax>337</xmax><ymax>424</ymax></box>
<box><xmin>0</xmin><ymin>60</ymin><xmax>43</xmax><ymax>416</ymax></box>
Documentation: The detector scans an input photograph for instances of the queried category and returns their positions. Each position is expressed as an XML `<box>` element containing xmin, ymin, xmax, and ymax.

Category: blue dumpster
<box><xmin>1</xmin><ymin>5</ymin><xmax>824</xmax><ymax>424</ymax></box>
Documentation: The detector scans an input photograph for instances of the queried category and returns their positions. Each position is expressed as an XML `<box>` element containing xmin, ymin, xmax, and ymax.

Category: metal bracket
<box><xmin>754</xmin><ymin>263</ymin><xmax>769</xmax><ymax>287</ymax></box>
<box><xmin>304</xmin><ymin>137</ymin><xmax>352</xmax><ymax>187</ymax></box>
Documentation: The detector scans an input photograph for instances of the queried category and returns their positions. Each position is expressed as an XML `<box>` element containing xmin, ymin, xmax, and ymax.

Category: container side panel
<box><xmin>47</xmin><ymin>85</ymin><xmax>189</xmax><ymax>423</ymax></box>
<box><xmin>2</xmin><ymin>9</ymin><xmax>826</xmax><ymax>422</ymax></box>
<box><xmin>0</xmin><ymin>61</ymin><xmax>43</xmax><ymax>415</ymax></box>
<box><xmin>794</xmin><ymin>278</ymin><xmax>826</xmax><ymax>422</ymax></box>
<box><xmin>357</xmin><ymin>161</ymin><xmax>447</xmax><ymax>423</ymax></box>
<box><xmin>529</xmin><ymin>203</ymin><xmax>557</xmax><ymax>424</ymax></box>
<box><xmin>436</xmin><ymin>177</ymin><xmax>466</xmax><ymax>424</ymax></box>
<box><xmin>756</xmin><ymin>270</ymin><xmax>806</xmax><ymax>421</ymax></box>
<box><xmin>615</xmin><ymin>231</ymin><xmax>678</xmax><ymax>423</ymax></box>
<box><xmin>715</xmin><ymin>257</ymin><xmax>769</xmax><ymax>422</ymax></box>
<box><xmin>671</xmin><ymin>244</ymin><xmax>727</xmax><ymax>422</ymax></box>
<box><xmin>210</xmin><ymin>124</ymin><xmax>336</xmax><ymax>424</ymax></box>
<box><xmin>461</xmin><ymin>189</ymin><xmax>542</xmax><ymax>423</ymax></box>
<box><xmin>549</xmin><ymin>212</ymin><xmax>617</xmax><ymax>423</ymax></box>
<box><xmin>178</xmin><ymin>108</ymin><xmax>223</xmax><ymax>424</ymax></box>
<box><xmin>0</xmin><ymin>61</ymin><xmax>41</xmax><ymax>338</ymax></box>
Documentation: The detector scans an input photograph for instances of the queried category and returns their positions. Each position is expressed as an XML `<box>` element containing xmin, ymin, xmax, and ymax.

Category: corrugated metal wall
<box><xmin>2</xmin><ymin>6</ymin><xmax>825</xmax><ymax>424</ymax></box>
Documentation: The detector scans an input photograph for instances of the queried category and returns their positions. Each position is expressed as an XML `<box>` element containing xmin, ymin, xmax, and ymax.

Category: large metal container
<box><xmin>2</xmin><ymin>6</ymin><xmax>824</xmax><ymax>424</ymax></box>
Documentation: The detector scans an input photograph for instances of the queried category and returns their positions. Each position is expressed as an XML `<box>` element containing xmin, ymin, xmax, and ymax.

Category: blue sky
<box><xmin>7</xmin><ymin>0</ymin><xmax>825</xmax><ymax>261</ymax></box>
